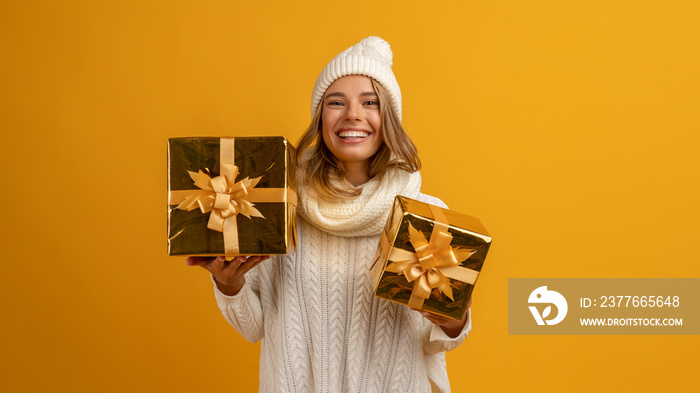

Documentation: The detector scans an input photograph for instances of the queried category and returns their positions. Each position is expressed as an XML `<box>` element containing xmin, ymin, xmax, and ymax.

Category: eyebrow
<box><xmin>324</xmin><ymin>91</ymin><xmax>378</xmax><ymax>99</ymax></box>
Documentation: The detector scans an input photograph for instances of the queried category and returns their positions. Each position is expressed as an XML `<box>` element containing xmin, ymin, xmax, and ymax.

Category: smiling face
<box><xmin>321</xmin><ymin>75</ymin><xmax>383</xmax><ymax>175</ymax></box>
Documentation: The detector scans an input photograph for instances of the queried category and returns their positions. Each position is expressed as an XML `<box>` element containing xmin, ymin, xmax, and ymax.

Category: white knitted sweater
<box><xmin>213</xmin><ymin>170</ymin><xmax>471</xmax><ymax>392</ymax></box>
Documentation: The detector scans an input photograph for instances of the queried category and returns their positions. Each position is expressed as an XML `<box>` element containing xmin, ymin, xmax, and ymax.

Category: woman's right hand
<box><xmin>185</xmin><ymin>255</ymin><xmax>270</xmax><ymax>296</ymax></box>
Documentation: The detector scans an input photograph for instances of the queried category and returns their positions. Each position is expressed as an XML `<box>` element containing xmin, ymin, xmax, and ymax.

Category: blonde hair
<box><xmin>297</xmin><ymin>79</ymin><xmax>421</xmax><ymax>201</ymax></box>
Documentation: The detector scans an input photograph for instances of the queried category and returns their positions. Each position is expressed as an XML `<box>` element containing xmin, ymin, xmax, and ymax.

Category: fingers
<box><xmin>412</xmin><ymin>308</ymin><xmax>439</xmax><ymax>323</ymax></box>
<box><xmin>236</xmin><ymin>255</ymin><xmax>270</xmax><ymax>275</ymax></box>
<box><xmin>186</xmin><ymin>255</ymin><xmax>270</xmax><ymax>276</ymax></box>
<box><xmin>411</xmin><ymin>308</ymin><xmax>458</xmax><ymax>326</ymax></box>
<box><xmin>186</xmin><ymin>256</ymin><xmax>229</xmax><ymax>273</ymax></box>
<box><xmin>185</xmin><ymin>256</ymin><xmax>216</xmax><ymax>268</ymax></box>
<box><xmin>422</xmin><ymin>312</ymin><xmax>449</xmax><ymax>325</ymax></box>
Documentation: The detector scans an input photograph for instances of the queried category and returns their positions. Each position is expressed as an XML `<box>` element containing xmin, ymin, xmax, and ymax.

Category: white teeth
<box><xmin>338</xmin><ymin>131</ymin><xmax>369</xmax><ymax>138</ymax></box>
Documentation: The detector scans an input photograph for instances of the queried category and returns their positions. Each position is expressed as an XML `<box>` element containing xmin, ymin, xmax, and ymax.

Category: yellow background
<box><xmin>2</xmin><ymin>1</ymin><xmax>698</xmax><ymax>391</ymax></box>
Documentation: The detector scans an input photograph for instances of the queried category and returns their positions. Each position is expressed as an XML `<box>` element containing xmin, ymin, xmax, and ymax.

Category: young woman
<box><xmin>187</xmin><ymin>36</ymin><xmax>471</xmax><ymax>392</ymax></box>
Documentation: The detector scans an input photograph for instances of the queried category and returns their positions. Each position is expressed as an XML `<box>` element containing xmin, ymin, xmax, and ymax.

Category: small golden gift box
<box><xmin>167</xmin><ymin>136</ymin><xmax>296</xmax><ymax>257</ymax></box>
<box><xmin>370</xmin><ymin>196</ymin><xmax>491</xmax><ymax>320</ymax></box>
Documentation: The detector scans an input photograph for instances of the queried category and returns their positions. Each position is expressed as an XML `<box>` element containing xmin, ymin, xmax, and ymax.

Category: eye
<box><xmin>364</xmin><ymin>100</ymin><xmax>379</xmax><ymax>106</ymax></box>
<box><xmin>327</xmin><ymin>100</ymin><xmax>343</xmax><ymax>106</ymax></box>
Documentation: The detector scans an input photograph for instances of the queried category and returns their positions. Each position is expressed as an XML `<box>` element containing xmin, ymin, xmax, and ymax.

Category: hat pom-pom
<box><xmin>360</xmin><ymin>36</ymin><xmax>393</xmax><ymax>66</ymax></box>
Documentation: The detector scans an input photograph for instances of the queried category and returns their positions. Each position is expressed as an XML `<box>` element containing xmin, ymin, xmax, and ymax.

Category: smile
<box><xmin>337</xmin><ymin>130</ymin><xmax>370</xmax><ymax>139</ymax></box>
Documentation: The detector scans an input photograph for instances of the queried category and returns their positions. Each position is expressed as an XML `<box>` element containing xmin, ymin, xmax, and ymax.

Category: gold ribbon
<box><xmin>381</xmin><ymin>204</ymin><xmax>479</xmax><ymax>309</ymax></box>
<box><xmin>168</xmin><ymin>138</ymin><xmax>297</xmax><ymax>256</ymax></box>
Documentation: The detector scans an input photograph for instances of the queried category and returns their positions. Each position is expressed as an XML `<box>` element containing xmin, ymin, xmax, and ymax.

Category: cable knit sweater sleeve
<box><xmin>424</xmin><ymin>309</ymin><xmax>472</xmax><ymax>353</ymax></box>
<box><xmin>211</xmin><ymin>267</ymin><xmax>266</xmax><ymax>343</ymax></box>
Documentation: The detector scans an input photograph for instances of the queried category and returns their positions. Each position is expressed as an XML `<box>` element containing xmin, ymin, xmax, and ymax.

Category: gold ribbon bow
<box><xmin>168</xmin><ymin>138</ymin><xmax>297</xmax><ymax>256</ymax></box>
<box><xmin>382</xmin><ymin>205</ymin><xmax>479</xmax><ymax>309</ymax></box>
<box><xmin>175</xmin><ymin>163</ymin><xmax>264</xmax><ymax>255</ymax></box>
<box><xmin>176</xmin><ymin>164</ymin><xmax>264</xmax><ymax>228</ymax></box>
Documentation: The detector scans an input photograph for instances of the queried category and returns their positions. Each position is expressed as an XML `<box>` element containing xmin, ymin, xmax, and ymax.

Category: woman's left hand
<box><xmin>413</xmin><ymin>296</ymin><xmax>472</xmax><ymax>338</ymax></box>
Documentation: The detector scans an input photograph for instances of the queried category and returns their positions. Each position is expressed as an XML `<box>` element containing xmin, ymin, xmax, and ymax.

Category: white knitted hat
<box><xmin>311</xmin><ymin>36</ymin><xmax>402</xmax><ymax>121</ymax></box>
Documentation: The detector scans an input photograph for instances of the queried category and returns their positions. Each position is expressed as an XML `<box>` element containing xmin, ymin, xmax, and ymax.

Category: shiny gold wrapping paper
<box><xmin>167</xmin><ymin>137</ymin><xmax>296</xmax><ymax>256</ymax></box>
<box><xmin>370</xmin><ymin>196</ymin><xmax>492</xmax><ymax>320</ymax></box>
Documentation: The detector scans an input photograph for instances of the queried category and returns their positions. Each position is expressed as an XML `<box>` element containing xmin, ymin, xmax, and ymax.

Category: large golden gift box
<box><xmin>370</xmin><ymin>196</ymin><xmax>492</xmax><ymax>320</ymax></box>
<box><xmin>167</xmin><ymin>137</ymin><xmax>296</xmax><ymax>257</ymax></box>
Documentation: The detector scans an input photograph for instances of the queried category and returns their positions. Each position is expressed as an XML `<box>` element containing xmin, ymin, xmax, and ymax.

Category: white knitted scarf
<box><xmin>297</xmin><ymin>168</ymin><xmax>422</xmax><ymax>237</ymax></box>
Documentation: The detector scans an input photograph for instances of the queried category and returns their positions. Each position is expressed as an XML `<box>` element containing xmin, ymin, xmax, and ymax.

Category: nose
<box><xmin>345</xmin><ymin>100</ymin><xmax>362</xmax><ymax>121</ymax></box>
